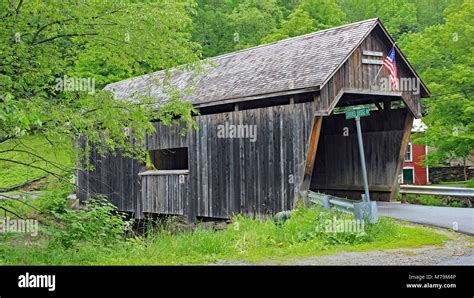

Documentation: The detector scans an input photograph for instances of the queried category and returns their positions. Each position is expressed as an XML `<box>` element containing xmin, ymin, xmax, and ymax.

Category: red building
<box><xmin>402</xmin><ymin>119</ymin><xmax>429</xmax><ymax>185</ymax></box>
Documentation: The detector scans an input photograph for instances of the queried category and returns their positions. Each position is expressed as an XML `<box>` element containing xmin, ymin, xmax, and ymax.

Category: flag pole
<box><xmin>371</xmin><ymin>42</ymin><xmax>396</xmax><ymax>88</ymax></box>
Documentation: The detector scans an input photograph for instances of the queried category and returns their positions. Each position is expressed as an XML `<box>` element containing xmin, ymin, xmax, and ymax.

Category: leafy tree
<box><xmin>276</xmin><ymin>0</ymin><xmax>302</xmax><ymax>17</ymax></box>
<box><xmin>298</xmin><ymin>0</ymin><xmax>346</xmax><ymax>28</ymax></box>
<box><xmin>230</xmin><ymin>0</ymin><xmax>283</xmax><ymax>49</ymax></box>
<box><xmin>408</xmin><ymin>0</ymin><xmax>451</xmax><ymax>30</ymax></box>
<box><xmin>337</xmin><ymin>0</ymin><xmax>417</xmax><ymax>38</ymax></box>
<box><xmin>262</xmin><ymin>8</ymin><xmax>317</xmax><ymax>43</ymax></box>
<box><xmin>262</xmin><ymin>0</ymin><xmax>345</xmax><ymax>43</ymax></box>
<box><xmin>191</xmin><ymin>0</ymin><xmax>239</xmax><ymax>57</ymax></box>
<box><xmin>400</xmin><ymin>0</ymin><xmax>474</xmax><ymax>179</ymax></box>
<box><xmin>0</xmin><ymin>0</ymin><xmax>201</xmax><ymax>185</ymax></box>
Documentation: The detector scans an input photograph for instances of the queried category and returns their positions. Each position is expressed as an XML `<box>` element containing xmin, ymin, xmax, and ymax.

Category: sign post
<box><xmin>345</xmin><ymin>107</ymin><xmax>378</xmax><ymax>223</ymax></box>
<box><xmin>345</xmin><ymin>108</ymin><xmax>371</xmax><ymax>203</ymax></box>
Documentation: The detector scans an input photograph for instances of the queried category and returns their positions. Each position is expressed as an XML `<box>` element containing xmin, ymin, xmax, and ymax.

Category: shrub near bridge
<box><xmin>46</xmin><ymin>198</ymin><xmax>131</xmax><ymax>249</ymax></box>
<box><xmin>0</xmin><ymin>202</ymin><xmax>447</xmax><ymax>265</ymax></box>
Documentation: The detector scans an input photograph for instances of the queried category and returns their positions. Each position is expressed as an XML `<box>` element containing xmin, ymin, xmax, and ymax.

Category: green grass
<box><xmin>467</xmin><ymin>180</ymin><xmax>474</xmax><ymax>188</ymax></box>
<box><xmin>0</xmin><ymin>135</ymin><xmax>74</xmax><ymax>189</ymax></box>
<box><xmin>0</xmin><ymin>136</ymin><xmax>456</xmax><ymax>265</ymax></box>
<box><xmin>0</xmin><ymin>206</ymin><xmax>449</xmax><ymax>265</ymax></box>
<box><xmin>404</xmin><ymin>194</ymin><xmax>467</xmax><ymax>207</ymax></box>
<box><xmin>435</xmin><ymin>180</ymin><xmax>474</xmax><ymax>188</ymax></box>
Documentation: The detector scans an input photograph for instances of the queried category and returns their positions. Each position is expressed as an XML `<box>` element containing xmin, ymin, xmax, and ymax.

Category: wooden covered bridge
<box><xmin>77</xmin><ymin>18</ymin><xmax>429</xmax><ymax>222</ymax></box>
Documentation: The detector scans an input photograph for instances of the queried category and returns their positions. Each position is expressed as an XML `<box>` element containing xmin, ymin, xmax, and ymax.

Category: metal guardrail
<box><xmin>304</xmin><ymin>191</ymin><xmax>378</xmax><ymax>223</ymax></box>
<box><xmin>307</xmin><ymin>191</ymin><xmax>357</xmax><ymax>214</ymax></box>
<box><xmin>399</xmin><ymin>185</ymin><xmax>474</xmax><ymax>197</ymax></box>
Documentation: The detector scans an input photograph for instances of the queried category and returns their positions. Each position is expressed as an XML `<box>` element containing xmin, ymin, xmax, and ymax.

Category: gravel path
<box><xmin>214</xmin><ymin>224</ymin><xmax>474</xmax><ymax>266</ymax></box>
<box><xmin>278</xmin><ymin>226</ymin><xmax>473</xmax><ymax>265</ymax></box>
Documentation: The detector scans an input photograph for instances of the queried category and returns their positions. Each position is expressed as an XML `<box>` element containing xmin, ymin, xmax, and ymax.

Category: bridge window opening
<box><xmin>151</xmin><ymin>147</ymin><xmax>189</xmax><ymax>170</ymax></box>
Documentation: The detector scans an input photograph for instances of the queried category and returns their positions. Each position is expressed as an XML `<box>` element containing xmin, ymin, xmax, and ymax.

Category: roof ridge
<box><xmin>104</xmin><ymin>18</ymin><xmax>379</xmax><ymax>89</ymax></box>
<box><xmin>209</xmin><ymin>18</ymin><xmax>379</xmax><ymax>61</ymax></box>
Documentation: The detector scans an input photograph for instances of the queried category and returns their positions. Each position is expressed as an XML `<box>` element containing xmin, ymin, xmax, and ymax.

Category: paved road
<box><xmin>377</xmin><ymin>202</ymin><xmax>474</xmax><ymax>235</ymax></box>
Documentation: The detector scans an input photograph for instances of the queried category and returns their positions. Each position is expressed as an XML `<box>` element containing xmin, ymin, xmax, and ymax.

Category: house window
<box><xmin>402</xmin><ymin>167</ymin><xmax>415</xmax><ymax>184</ymax></box>
<box><xmin>151</xmin><ymin>147</ymin><xmax>188</xmax><ymax>170</ymax></box>
<box><xmin>405</xmin><ymin>143</ymin><xmax>412</xmax><ymax>162</ymax></box>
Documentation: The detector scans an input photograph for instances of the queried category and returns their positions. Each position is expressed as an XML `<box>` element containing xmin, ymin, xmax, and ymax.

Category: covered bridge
<box><xmin>77</xmin><ymin>18</ymin><xmax>429</xmax><ymax>222</ymax></box>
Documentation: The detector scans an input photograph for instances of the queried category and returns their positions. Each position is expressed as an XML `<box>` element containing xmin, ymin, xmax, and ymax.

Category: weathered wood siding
<box><xmin>140</xmin><ymin>173</ymin><xmax>188</xmax><ymax>215</ymax></box>
<box><xmin>76</xmin><ymin>144</ymin><xmax>142</xmax><ymax>213</ymax></box>
<box><xmin>310</xmin><ymin>108</ymin><xmax>410</xmax><ymax>201</ymax></box>
<box><xmin>320</xmin><ymin>28</ymin><xmax>422</xmax><ymax>117</ymax></box>
<box><xmin>146</xmin><ymin>100</ymin><xmax>317</xmax><ymax>219</ymax></box>
<box><xmin>77</xmin><ymin>23</ymin><xmax>426</xmax><ymax>217</ymax></box>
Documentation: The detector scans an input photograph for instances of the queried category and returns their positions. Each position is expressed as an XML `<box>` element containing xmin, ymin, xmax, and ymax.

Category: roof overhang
<box><xmin>192</xmin><ymin>85</ymin><xmax>321</xmax><ymax>109</ymax></box>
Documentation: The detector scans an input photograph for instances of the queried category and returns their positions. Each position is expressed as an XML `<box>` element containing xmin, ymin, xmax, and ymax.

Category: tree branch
<box><xmin>32</xmin><ymin>32</ymin><xmax>99</xmax><ymax>45</ymax></box>
<box><xmin>0</xmin><ymin>206</ymin><xmax>24</xmax><ymax>219</ymax></box>
<box><xmin>0</xmin><ymin>193</ymin><xmax>40</xmax><ymax>212</ymax></box>
<box><xmin>0</xmin><ymin>148</ymin><xmax>70</xmax><ymax>172</ymax></box>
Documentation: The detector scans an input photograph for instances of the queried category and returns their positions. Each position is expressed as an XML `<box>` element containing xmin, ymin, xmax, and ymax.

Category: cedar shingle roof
<box><xmin>104</xmin><ymin>18</ymin><xmax>379</xmax><ymax>106</ymax></box>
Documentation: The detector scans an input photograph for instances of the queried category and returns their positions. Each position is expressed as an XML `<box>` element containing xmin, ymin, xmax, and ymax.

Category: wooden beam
<box><xmin>192</xmin><ymin>86</ymin><xmax>321</xmax><ymax>109</ymax></box>
<box><xmin>363</xmin><ymin>50</ymin><xmax>383</xmax><ymax>57</ymax></box>
<box><xmin>390</xmin><ymin>113</ymin><xmax>414</xmax><ymax>201</ymax></box>
<box><xmin>343</xmin><ymin>88</ymin><xmax>402</xmax><ymax>97</ymax></box>
<box><xmin>326</xmin><ymin>88</ymin><xmax>345</xmax><ymax>115</ymax></box>
<box><xmin>312</xmin><ymin>184</ymin><xmax>392</xmax><ymax>192</ymax></box>
<box><xmin>371</xmin><ymin>99</ymin><xmax>383</xmax><ymax>111</ymax></box>
<box><xmin>300</xmin><ymin>116</ymin><xmax>323</xmax><ymax>192</ymax></box>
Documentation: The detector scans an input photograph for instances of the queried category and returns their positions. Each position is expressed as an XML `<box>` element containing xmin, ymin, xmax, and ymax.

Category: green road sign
<box><xmin>345</xmin><ymin>107</ymin><xmax>370</xmax><ymax>120</ymax></box>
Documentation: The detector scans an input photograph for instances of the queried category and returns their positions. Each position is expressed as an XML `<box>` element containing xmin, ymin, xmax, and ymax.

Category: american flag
<box><xmin>383</xmin><ymin>47</ymin><xmax>398</xmax><ymax>91</ymax></box>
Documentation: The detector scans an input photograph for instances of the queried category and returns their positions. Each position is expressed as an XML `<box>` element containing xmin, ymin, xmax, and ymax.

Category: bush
<box><xmin>39</xmin><ymin>189</ymin><xmax>69</xmax><ymax>214</ymax></box>
<box><xmin>406</xmin><ymin>194</ymin><xmax>468</xmax><ymax>208</ymax></box>
<box><xmin>407</xmin><ymin>195</ymin><xmax>445</xmax><ymax>206</ymax></box>
<box><xmin>38</xmin><ymin>179</ymin><xmax>75</xmax><ymax>214</ymax></box>
<box><xmin>48</xmin><ymin>198</ymin><xmax>131</xmax><ymax>249</ymax></box>
<box><xmin>466</xmin><ymin>180</ymin><xmax>474</xmax><ymax>188</ymax></box>
<box><xmin>0</xmin><ymin>204</ymin><xmax>447</xmax><ymax>265</ymax></box>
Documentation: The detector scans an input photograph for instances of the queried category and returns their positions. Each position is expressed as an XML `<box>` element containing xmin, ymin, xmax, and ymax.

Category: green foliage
<box><xmin>0</xmin><ymin>0</ymin><xmax>469</xmax><ymax>266</ymax></box>
<box><xmin>0</xmin><ymin>0</ymin><xmax>202</xmax><ymax>185</ymax></box>
<box><xmin>405</xmin><ymin>194</ymin><xmax>468</xmax><ymax>208</ymax></box>
<box><xmin>466</xmin><ymin>180</ymin><xmax>474</xmax><ymax>188</ymax></box>
<box><xmin>0</xmin><ymin>135</ymin><xmax>74</xmax><ymax>188</ymax></box>
<box><xmin>2</xmin><ymin>0</ymin><xmax>468</xmax><ymax>189</ymax></box>
<box><xmin>298</xmin><ymin>0</ymin><xmax>346</xmax><ymax>29</ymax></box>
<box><xmin>400</xmin><ymin>0</ymin><xmax>474</xmax><ymax>167</ymax></box>
<box><xmin>262</xmin><ymin>8</ymin><xmax>317</xmax><ymax>43</ymax></box>
<box><xmin>38</xmin><ymin>181</ymin><xmax>74</xmax><ymax>214</ymax></box>
<box><xmin>436</xmin><ymin>179</ymin><xmax>474</xmax><ymax>188</ymax></box>
<box><xmin>337</xmin><ymin>0</ymin><xmax>417</xmax><ymax>38</ymax></box>
<box><xmin>0</xmin><ymin>206</ymin><xmax>448</xmax><ymax>265</ymax></box>
<box><xmin>191</xmin><ymin>0</ymin><xmax>240</xmax><ymax>57</ymax></box>
<box><xmin>47</xmin><ymin>198</ymin><xmax>131</xmax><ymax>249</ymax></box>
<box><xmin>408</xmin><ymin>0</ymin><xmax>451</xmax><ymax>30</ymax></box>
<box><xmin>261</xmin><ymin>0</ymin><xmax>347</xmax><ymax>43</ymax></box>
<box><xmin>230</xmin><ymin>0</ymin><xmax>284</xmax><ymax>49</ymax></box>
